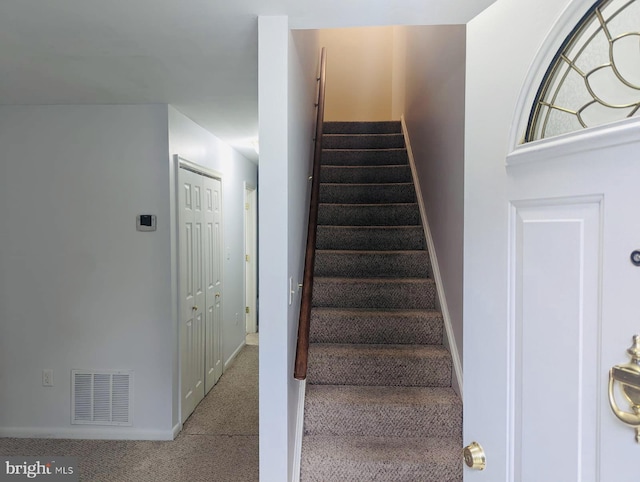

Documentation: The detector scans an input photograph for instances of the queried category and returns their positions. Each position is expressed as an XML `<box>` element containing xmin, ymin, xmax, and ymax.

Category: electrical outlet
<box><xmin>42</xmin><ymin>369</ymin><xmax>53</xmax><ymax>387</ymax></box>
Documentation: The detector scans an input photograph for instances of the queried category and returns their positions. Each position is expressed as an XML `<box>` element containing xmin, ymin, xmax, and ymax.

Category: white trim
<box><xmin>509</xmin><ymin>0</ymin><xmax>596</xmax><ymax>150</ymax></box>
<box><xmin>507</xmin><ymin>116</ymin><xmax>640</xmax><ymax>166</ymax></box>
<box><xmin>177</xmin><ymin>155</ymin><xmax>223</xmax><ymax>181</ymax></box>
<box><xmin>224</xmin><ymin>340</ymin><xmax>246</xmax><ymax>371</ymax></box>
<box><xmin>172</xmin><ymin>422</ymin><xmax>182</xmax><ymax>440</ymax></box>
<box><xmin>401</xmin><ymin>116</ymin><xmax>463</xmax><ymax>397</ymax></box>
<box><xmin>292</xmin><ymin>380</ymin><xmax>306</xmax><ymax>482</ymax></box>
<box><xmin>0</xmin><ymin>427</ymin><xmax>175</xmax><ymax>441</ymax></box>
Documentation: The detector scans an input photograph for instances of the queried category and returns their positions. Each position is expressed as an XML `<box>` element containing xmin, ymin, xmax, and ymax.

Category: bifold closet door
<box><xmin>179</xmin><ymin>168</ymin><xmax>206</xmax><ymax>423</ymax></box>
<box><xmin>204</xmin><ymin>175</ymin><xmax>223</xmax><ymax>393</ymax></box>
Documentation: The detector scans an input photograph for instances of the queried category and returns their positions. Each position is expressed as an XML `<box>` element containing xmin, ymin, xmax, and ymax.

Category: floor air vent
<box><xmin>71</xmin><ymin>370</ymin><xmax>133</xmax><ymax>426</ymax></box>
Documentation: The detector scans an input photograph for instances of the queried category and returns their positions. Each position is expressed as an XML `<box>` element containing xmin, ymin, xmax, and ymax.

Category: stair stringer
<box><xmin>401</xmin><ymin>115</ymin><xmax>463</xmax><ymax>398</ymax></box>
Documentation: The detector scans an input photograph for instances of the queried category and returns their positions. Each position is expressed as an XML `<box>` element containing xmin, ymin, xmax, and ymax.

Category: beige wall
<box><xmin>398</xmin><ymin>26</ymin><xmax>466</xmax><ymax>371</ymax></box>
<box><xmin>319</xmin><ymin>27</ymin><xmax>394</xmax><ymax>121</ymax></box>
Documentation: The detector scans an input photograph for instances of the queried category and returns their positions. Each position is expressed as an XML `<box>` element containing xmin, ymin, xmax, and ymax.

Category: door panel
<box><xmin>511</xmin><ymin>200</ymin><xmax>600</xmax><ymax>481</ymax></box>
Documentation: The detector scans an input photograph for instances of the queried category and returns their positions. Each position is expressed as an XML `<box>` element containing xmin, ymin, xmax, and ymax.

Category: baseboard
<box><xmin>172</xmin><ymin>422</ymin><xmax>182</xmax><ymax>440</ymax></box>
<box><xmin>401</xmin><ymin>116</ymin><xmax>463</xmax><ymax>398</ymax></box>
<box><xmin>0</xmin><ymin>426</ymin><xmax>175</xmax><ymax>441</ymax></box>
<box><xmin>291</xmin><ymin>379</ymin><xmax>306</xmax><ymax>482</ymax></box>
<box><xmin>224</xmin><ymin>339</ymin><xmax>246</xmax><ymax>371</ymax></box>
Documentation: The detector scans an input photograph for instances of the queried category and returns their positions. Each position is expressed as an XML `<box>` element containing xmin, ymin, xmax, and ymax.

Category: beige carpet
<box><xmin>0</xmin><ymin>345</ymin><xmax>259</xmax><ymax>481</ymax></box>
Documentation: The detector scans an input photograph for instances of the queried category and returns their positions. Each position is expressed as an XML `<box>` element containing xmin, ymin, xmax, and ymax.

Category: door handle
<box><xmin>608</xmin><ymin>335</ymin><xmax>640</xmax><ymax>442</ymax></box>
<box><xmin>463</xmin><ymin>441</ymin><xmax>486</xmax><ymax>470</ymax></box>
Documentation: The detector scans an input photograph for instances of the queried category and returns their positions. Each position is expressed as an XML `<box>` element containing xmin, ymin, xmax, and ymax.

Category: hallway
<box><xmin>0</xmin><ymin>343</ymin><xmax>259</xmax><ymax>481</ymax></box>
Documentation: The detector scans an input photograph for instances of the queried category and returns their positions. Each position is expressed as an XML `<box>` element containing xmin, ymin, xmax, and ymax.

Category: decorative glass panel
<box><xmin>526</xmin><ymin>0</ymin><xmax>640</xmax><ymax>142</ymax></box>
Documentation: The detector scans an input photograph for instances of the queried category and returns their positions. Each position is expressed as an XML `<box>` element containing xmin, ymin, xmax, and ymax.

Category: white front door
<box><xmin>466</xmin><ymin>126</ymin><xmax>640</xmax><ymax>481</ymax></box>
<box><xmin>464</xmin><ymin>0</ymin><xmax>640</xmax><ymax>478</ymax></box>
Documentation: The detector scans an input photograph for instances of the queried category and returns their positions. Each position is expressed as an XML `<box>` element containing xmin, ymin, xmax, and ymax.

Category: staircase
<box><xmin>300</xmin><ymin>121</ymin><xmax>462</xmax><ymax>481</ymax></box>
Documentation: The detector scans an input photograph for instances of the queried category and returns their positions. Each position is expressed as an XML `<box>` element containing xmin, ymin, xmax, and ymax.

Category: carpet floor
<box><xmin>0</xmin><ymin>345</ymin><xmax>259</xmax><ymax>481</ymax></box>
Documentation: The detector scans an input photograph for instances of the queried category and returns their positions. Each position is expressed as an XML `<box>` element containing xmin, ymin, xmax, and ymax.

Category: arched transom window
<box><xmin>526</xmin><ymin>0</ymin><xmax>640</xmax><ymax>142</ymax></box>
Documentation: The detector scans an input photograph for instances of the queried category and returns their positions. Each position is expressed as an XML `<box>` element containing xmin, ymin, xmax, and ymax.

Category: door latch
<box><xmin>608</xmin><ymin>335</ymin><xmax>640</xmax><ymax>442</ymax></box>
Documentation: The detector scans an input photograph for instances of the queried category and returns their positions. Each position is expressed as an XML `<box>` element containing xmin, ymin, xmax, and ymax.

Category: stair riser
<box><xmin>321</xmin><ymin>165</ymin><xmax>412</xmax><ymax>183</ymax></box>
<box><xmin>304</xmin><ymin>391</ymin><xmax>461</xmax><ymax>438</ymax></box>
<box><xmin>319</xmin><ymin>183</ymin><xmax>416</xmax><ymax>204</ymax></box>
<box><xmin>309</xmin><ymin>309</ymin><xmax>443</xmax><ymax>345</ymax></box>
<box><xmin>323</xmin><ymin>121</ymin><xmax>401</xmax><ymax>135</ymax></box>
<box><xmin>323</xmin><ymin>134</ymin><xmax>405</xmax><ymax>149</ymax></box>
<box><xmin>312</xmin><ymin>279</ymin><xmax>435</xmax><ymax>309</ymax></box>
<box><xmin>321</xmin><ymin>149</ymin><xmax>408</xmax><ymax>166</ymax></box>
<box><xmin>307</xmin><ymin>348</ymin><xmax>451</xmax><ymax>387</ymax></box>
<box><xmin>314</xmin><ymin>251</ymin><xmax>429</xmax><ymax>278</ymax></box>
<box><xmin>318</xmin><ymin>204</ymin><xmax>420</xmax><ymax>226</ymax></box>
<box><xmin>316</xmin><ymin>226</ymin><xmax>426</xmax><ymax>251</ymax></box>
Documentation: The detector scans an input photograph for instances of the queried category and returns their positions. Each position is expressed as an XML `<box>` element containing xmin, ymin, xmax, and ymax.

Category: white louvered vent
<box><xmin>71</xmin><ymin>370</ymin><xmax>133</xmax><ymax>426</ymax></box>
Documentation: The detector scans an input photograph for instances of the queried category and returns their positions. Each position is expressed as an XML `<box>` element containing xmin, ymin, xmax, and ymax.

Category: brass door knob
<box><xmin>192</xmin><ymin>306</ymin><xmax>198</xmax><ymax>311</ymax></box>
<box><xmin>463</xmin><ymin>442</ymin><xmax>486</xmax><ymax>471</ymax></box>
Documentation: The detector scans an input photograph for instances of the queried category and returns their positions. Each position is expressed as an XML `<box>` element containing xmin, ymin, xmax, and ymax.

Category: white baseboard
<box><xmin>172</xmin><ymin>422</ymin><xmax>182</xmax><ymax>440</ymax></box>
<box><xmin>401</xmin><ymin>116</ymin><xmax>463</xmax><ymax>398</ymax></box>
<box><xmin>291</xmin><ymin>379</ymin><xmax>306</xmax><ymax>482</ymax></box>
<box><xmin>224</xmin><ymin>339</ymin><xmax>246</xmax><ymax>371</ymax></box>
<box><xmin>0</xmin><ymin>426</ymin><xmax>175</xmax><ymax>441</ymax></box>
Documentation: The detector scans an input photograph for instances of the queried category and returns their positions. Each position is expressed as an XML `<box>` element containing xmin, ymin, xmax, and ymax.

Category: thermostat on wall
<box><xmin>136</xmin><ymin>214</ymin><xmax>157</xmax><ymax>232</ymax></box>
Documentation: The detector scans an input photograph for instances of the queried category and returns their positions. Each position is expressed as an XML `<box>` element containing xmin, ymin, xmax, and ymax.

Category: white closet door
<box><xmin>179</xmin><ymin>168</ymin><xmax>206</xmax><ymax>423</ymax></box>
<box><xmin>204</xmin><ymin>175</ymin><xmax>223</xmax><ymax>392</ymax></box>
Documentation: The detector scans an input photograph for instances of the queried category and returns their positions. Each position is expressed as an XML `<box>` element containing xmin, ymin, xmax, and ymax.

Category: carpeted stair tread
<box><xmin>314</xmin><ymin>250</ymin><xmax>430</xmax><ymax>278</ymax></box>
<box><xmin>312</xmin><ymin>277</ymin><xmax>435</xmax><ymax>309</ymax></box>
<box><xmin>323</xmin><ymin>121</ymin><xmax>401</xmax><ymax>134</ymax></box>
<box><xmin>319</xmin><ymin>182</ymin><xmax>416</xmax><ymax>204</ymax></box>
<box><xmin>323</xmin><ymin>133</ymin><xmax>405</xmax><ymax>150</ymax></box>
<box><xmin>322</xmin><ymin>148</ymin><xmax>408</xmax><ymax>166</ymax></box>
<box><xmin>300</xmin><ymin>435</ymin><xmax>462</xmax><ymax>482</ymax></box>
<box><xmin>306</xmin><ymin>343</ymin><xmax>451</xmax><ymax>387</ymax></box>
<box><xmin>309</xmin><ymin>307</ymin><xmax>443</xmax><ymax>345</ymax></box>
<box><xmin>318</xmin><ymin>203</ymin><xmax>420</xmax><ymax>226</ymax></box>
<box><xmin>321</xmin><ymin>165</ymin><xmax>412</xmax><ymax>183</ymax></box>
<box><xmin>304</xmin><ymin>385</ymin><xmax>461</xmax><ymax>438</ymax></box>
<box><xmin>316</xmin><ymin>226</ymin><xmax>426</xmax><ymax>251</ymax></box>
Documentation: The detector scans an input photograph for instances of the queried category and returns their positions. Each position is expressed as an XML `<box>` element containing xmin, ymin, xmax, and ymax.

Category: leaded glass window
<box><xmin>526</xmin><ymin>0</ymin><xmax>640</xmax><ymax>142</ymax></box>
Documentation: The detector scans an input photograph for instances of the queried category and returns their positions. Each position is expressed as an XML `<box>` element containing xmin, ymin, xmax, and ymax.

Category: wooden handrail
<box><xmin>294</xmin><ymin>47</ymin><xmax>327</xmax><ymax>380</ymax></box>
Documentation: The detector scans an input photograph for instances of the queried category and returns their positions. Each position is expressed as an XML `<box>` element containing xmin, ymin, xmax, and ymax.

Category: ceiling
<box><xmin>0</xmin><ymin>0</ymin><xmax>496</xmax><ymax>163</ymax></box>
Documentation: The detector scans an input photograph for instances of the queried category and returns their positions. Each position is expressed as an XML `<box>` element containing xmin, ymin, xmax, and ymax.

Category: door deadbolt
<box><xmin>608</xmin><ymin>335</ymin><xmax>640</xmax><ymax>442</ymax></box>
<box><xmin>463</xmin><ymin>441</ymin><xmax>486</xmax><ymax>470</ymax></box>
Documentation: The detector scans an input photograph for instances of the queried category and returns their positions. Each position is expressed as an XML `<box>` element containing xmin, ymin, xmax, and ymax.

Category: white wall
<box><xmin>0</xmin><ymin>105</ymin><xmax>174</xmax><ymax>439</ymax></box>
<box><xmin>464</xmin><ymin>0</ymin><xmax>571</xmax><ymax>477</ymax></box>
<box><xmin>399</xmin><ymin>25</ymin><xmax>466</xmax><ymax>363</ymax></box>
<box><xmin>258</xmin><ymin>16</ymin><xmax>320</xmax><ymax>482</ymax></box>
<box><xmin>287</xmin><ymin>27</ymin><xmax>321</xmax><ymax>480</ymax></box>
<box><xmin>319</xmin><ymin>27</ymin><xmax>394</xmax><ymax>121</ymax></box>
<box><xmin>167</xmin><ymin>106</ymin><xmax>258</xmax><ymax>428</ymax></box>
